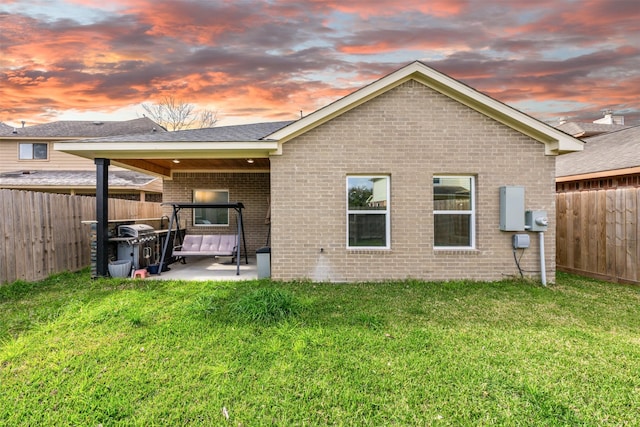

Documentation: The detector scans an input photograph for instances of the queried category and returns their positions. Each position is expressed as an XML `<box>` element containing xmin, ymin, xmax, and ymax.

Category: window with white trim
<box><xmin>19</xmin><ymin>143</ymin><xmax>48</xmax><ymax>160</ymax></box>
<box><xmin>347</xmin><ymin>176</ymin><xmax>390</xmax><ymax>249</ymax></box>
<box><xmin>433</xmin><ymin>176</ymin><xmax>475</xmax><ymax>248</ymax></box>
<box><xmin>193</xmin><ymin>189</ymin><xmax>229</xmax><ymax>226</ymax></box>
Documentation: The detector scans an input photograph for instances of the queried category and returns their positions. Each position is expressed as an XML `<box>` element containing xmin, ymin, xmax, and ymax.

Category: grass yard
<box><xmin>1</xmin><ymin>271</ymin><xmax>639</xmax><ymax>426</ymax></box>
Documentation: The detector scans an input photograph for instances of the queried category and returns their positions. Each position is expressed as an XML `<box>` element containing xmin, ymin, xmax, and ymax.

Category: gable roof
<box><xmin>55</xmin><ymin>61</ymin><xmax>584</xmax><ymax>177</ymax></box>
<box><xmin>267</xmin><ymin>61</ymin><xmax>583</xmax><ymax>155</ymax></box>
<box><xmin>0</xmin><ymin>117</ymin><xmax>164</xmax><ymax>138</ymax></box>
<box><xmin>556</xmin><ymin>125</ymin><xmax>640</xmax><ymax>180</ymax></box>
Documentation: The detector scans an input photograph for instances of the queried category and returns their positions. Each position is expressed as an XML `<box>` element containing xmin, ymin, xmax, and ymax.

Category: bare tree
<box><xmin>141</xmin><ymin>96</ymin><xmax>218</xmax><ymax>131</ymax></box>
<box><xmin>198</xmin><ymin>109</ymin><xmax>218</xmax><ymax>128</ymax></box>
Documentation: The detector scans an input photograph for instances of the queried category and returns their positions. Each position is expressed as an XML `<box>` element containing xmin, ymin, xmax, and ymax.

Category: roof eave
<box><xmin>556</xmin><ymin>166</ymin><xmax>640</xmax><ymax>182</ymax></box>
<box><xmin>53</xmin><ymin>140</ymin><xmax>280</xmax><ymax>160</ymax></box>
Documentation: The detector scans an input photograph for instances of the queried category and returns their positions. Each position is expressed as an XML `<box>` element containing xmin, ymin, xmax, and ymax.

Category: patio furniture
<box><xmin>158</xmin><ymin>202</ymin><xmax>248</xmax><ymax>275</ymax></box>
<box><xmin>172</xmin><ymin>234</ymin><xmax>238</xmax><ymax>259</ymax></box>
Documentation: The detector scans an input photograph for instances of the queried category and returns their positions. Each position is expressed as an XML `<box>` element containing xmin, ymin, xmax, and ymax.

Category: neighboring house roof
<box><xmin>555</xmin><ymin>121</ymin><xmax>630</xmax><ymax>138</ymax></box>
<box><xmin>556</xmin><ymin>125</ymin><xmax>640</xmax><ymax>180</ymax></box>
<box><xmin>0</xmin><ymin>117</ymin><xmax>165</xmax><ymax>138</ymax></box>
<box><xmin>0</xmin><ymin>118</ymin><xmax>165</xmax><ymax>194</ymax></box>
<box><xmin>0</xmin><ymin>170</ymin><xmax>162</xmax><ymax>192</ymax></box>
<box><xmin>267</xmin><ymin>61</ymin><xmax>584</xmax><ymax>155</ymax></box>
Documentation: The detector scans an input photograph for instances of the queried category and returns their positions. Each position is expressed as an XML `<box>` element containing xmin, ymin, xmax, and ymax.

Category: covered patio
<box><xmin>54</xmin><ymin>122</ymin><xmax>291</xmax><ymax>279</ymax></box>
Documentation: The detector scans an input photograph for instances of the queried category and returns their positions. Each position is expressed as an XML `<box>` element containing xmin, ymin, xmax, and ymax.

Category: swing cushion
<box><xmin>173</xmin><ymin>234</ymin><xmax>238</xmax><ymax>257</ymax></box>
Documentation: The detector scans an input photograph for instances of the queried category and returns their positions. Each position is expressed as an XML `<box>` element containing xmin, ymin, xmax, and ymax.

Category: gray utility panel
<box><xmin>499</xmin><ymin>186</ymin><xmax>525</xmax><ymax>231</ymax></box>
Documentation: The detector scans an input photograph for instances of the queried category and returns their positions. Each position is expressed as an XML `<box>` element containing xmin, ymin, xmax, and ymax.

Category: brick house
<box><xmin>56</xmin><ymin>61</ymin><xmax>583</xmax><ymax>281</ymax></box>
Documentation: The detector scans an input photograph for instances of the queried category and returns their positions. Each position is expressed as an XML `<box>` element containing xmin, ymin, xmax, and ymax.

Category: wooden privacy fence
<box><xmin>0</xmin><ymin>189</ymin><xmax>162</xmax><ymax>285</ymax></box>
<box><xmin>556</xmin><ymin>188</ymin><xmax>640</xmax><ymax>284</ymax></box>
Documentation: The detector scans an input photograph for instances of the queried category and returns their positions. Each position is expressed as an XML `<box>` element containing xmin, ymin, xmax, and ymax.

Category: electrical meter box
<box><xmin>499</xmin><ymin>186</ymin><xmax>525</xmax><ymax>231</ymax></box>
<box><xmin>512</xmin><ymin>234</ymin><xmax>530</xmax><ymax>249</ymax></box>
<box><xmin>525</xmin><ymin>210</ymin><xmax>548</xmax><ymax>232</ymax></box>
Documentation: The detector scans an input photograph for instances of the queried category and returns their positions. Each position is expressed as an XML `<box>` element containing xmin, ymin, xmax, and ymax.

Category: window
<box><xmin>19</xmin><ymin>143</ymin><xmax>48</xmax><ymax>160</ymax></box>
<box><xmin>433</xmin><ymin>176</ymin><xmax>475</xmax><ymax>248</ymax></box>
<box><xmin>347</xmin><ymin>176</ymin><xmax>390</xmax><ymax>249</ymax></box>
<box><xmin>193</xmin><ymin>189</ymin><xmax>229</xmax><ymax>226</ymax></box>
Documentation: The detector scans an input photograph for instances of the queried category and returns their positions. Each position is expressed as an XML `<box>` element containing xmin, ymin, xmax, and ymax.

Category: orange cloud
<box><xmin>1</xmin><ymin>0</ymin><xmax>639</xmax><ymax>126</ymax></box>
<box><xmin>278</xmin><ymin>0</ymin><xmax>467</xmax><ymax>18</ymax></box>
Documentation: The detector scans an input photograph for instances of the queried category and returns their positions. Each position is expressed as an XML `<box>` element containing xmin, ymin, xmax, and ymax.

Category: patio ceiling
<box><xmin>115</xmin><ymin>157</ymin><xmax>270</xmax><ymax>177</ymax></box>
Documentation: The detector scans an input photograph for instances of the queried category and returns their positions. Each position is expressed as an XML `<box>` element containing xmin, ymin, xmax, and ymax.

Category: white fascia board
<box><xmin>266</xmin><ymin>61</ymin><xmax>584</xmax><ymax>155</ymax></box>
<box><xmin>53</xmin><ymin>140</ymin><xmax>280</xmax><ymax>159</ymax></box>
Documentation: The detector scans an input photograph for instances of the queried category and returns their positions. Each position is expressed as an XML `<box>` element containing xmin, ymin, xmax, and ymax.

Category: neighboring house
<box><xmin>0</xmin><ymin>118</ymin><xmax>164</xmax><ymax>200</ymax></box>
<box><xmin>56</xmin><ymin>61</ymin><xmax>583</xmax><ymax>281</ymax></box>
<box><xmin>556</xmin><ymin>125</ymin><xmax>640</xmax><ymax>190</ymax></box>
<box><xmin>555</xmin><ymin>125</ymin><xmax>640</xmax><ymax>284</ymax></box>
<box><xmin>0</xmin><ymin>122</ymin><xmax>14</xmax><ymax>133</ymax></box>
<box><xmin>555</xmin><ymin>111</ymin><xmax>629</xmax><ymax>139</ymax></box>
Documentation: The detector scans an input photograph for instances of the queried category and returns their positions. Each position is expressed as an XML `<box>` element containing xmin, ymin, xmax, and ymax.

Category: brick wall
<box><xmin>163</xmin><ymin>172</ymin><xmax>271</xmax><ymax>255</ymax></box>
<box><xmin>270</xmin><ymin>80</ymin><xmax>556</xmax><ymax>282</ymax></box>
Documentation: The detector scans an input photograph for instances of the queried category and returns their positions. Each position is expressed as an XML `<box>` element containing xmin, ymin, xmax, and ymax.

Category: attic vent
<box><xmin>22</xmin><ymin>170</ymin><xmax>34</xmax><ymax>175</ymax></box>
<box><xmin>93</xmin><ymin>121</ymin><xmax>104</xmax><ymax>125</ymax></box>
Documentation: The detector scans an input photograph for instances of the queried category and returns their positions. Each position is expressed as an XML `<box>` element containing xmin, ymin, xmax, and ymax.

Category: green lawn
<box><xmin>1</xmin><ymin>271</ymin><xmax>639</xmax><ymax>425</ymax></box>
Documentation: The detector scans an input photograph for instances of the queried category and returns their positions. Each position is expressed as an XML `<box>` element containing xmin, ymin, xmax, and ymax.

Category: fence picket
<box><xmin>0</xmin><ymin>189</ymin><xmax>162</xmax><ymax>285</ymax></box>
<box><xmin>625</xmin><ymin>188</ymin><xmax>637</xmax><ymax>282</ymax></box>
<box><xmin>557</xmin><ymin>187</ymin><xmax>640</xmax><ymax>284</ymax></box>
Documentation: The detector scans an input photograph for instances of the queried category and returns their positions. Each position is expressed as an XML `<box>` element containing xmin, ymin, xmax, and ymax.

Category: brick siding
<box><xmin>270</xmin><ymin>80</ymin><xmax>556</xmax><ymax>282</ymax></box>
<box><xmin>163</xmin><ymin>172</ymin><xmax>271</xmax><ymax>256</ymax></box>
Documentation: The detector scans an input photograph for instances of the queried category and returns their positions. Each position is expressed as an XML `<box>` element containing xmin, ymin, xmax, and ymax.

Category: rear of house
<box><xmin>270</xmin><ymin>79</ymin><xmax>558</xmax><ymax>282</ymax></box>
<box><xmin>55</xmin><ymin>61</ymin><xmax>583</xmax><ymax>282</ymax></box>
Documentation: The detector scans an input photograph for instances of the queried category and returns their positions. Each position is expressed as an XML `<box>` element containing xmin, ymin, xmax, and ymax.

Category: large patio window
<box><xmin>19</xmin><ymin>143</ymin><xmax>48</xmax><ymax>160</ymax></box>
<box><xmin>193</xmin><ymin>189</ymin><xmax>229</xmax><ymax>226</ymax></box>
<box><xmin>433</xmin><ymin>176</ymin><xmax>475</xmax><ymax>248</ymax></box>
<box><xmin>347</xmin><ymin>176</ymin><xmax>390</xmax><ymax>249</ymax></box>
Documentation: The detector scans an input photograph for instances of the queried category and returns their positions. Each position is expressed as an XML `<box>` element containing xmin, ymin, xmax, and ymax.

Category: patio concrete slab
<box><xmin>151</xmin><ymin>256</ymin><xmax>259</xmax><ymax>281</ymax></box>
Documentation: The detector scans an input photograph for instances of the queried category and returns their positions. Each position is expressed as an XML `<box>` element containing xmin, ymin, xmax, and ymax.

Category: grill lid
<box><xmin>118</xmin><ymin>224</ymin><xmax>155</xmax><ymax>237</ymax></box>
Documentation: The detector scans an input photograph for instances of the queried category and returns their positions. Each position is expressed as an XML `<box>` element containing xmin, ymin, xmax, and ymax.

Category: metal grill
<box><xmin>116</xmin><ymin>224</ymin><xmax>157</xmax><ymax>269</ymax></box>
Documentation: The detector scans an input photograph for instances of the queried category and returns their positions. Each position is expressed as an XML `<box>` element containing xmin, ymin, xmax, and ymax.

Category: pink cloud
<box><xmin>0</xmin><ymin>0</ymin><xmax>638</xmax><ymax>126</ymax></box>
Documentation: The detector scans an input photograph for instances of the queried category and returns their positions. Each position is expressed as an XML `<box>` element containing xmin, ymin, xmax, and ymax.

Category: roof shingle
<box><xmin>556</xmin><ymin>125</ymin><xmax>640</xmax><ymax>177</ymax></box>
<box><xmin>67</xmin><ymin>120</ymin><xmax>295</xmax><ymax>143</ymax></box>
<box><xmin>0</xmin><ymin>170</ymin><xmax>161</xmax><ymax>188</ymax></box>
<box><xmin>0</xmin><ymin>117</ymin><xmax>165</xmax><ymax>138</ymax></box>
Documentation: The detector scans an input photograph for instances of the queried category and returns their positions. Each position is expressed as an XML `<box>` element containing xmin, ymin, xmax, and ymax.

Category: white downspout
<box><xmin>539</xmin><ymin>231</ymin><xmax>546</xmax><ymax>286</ymax></box>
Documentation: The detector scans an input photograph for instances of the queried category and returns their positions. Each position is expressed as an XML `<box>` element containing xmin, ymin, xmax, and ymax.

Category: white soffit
<box><xmin>53</xmin><ymin>140</ymin><xmax>280</xmax><ymax>160</ymax></box>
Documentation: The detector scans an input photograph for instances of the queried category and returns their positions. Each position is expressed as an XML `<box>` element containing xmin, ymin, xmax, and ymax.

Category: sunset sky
<box><xmin>1</xmin><ymin>0</ymin><xmax>639</xmax><ymax>128</ymax></box>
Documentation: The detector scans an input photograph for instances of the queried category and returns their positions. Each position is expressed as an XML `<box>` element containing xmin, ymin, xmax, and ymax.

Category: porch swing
<box><xmin>158</xmin><ymin>202</ymin><xmax>249</xmax><ymax>275</ymax></box>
